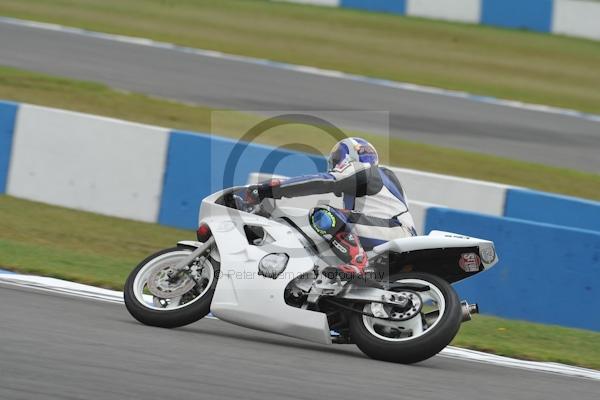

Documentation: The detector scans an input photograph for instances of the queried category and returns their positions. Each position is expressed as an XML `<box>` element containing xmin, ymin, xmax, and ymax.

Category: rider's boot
<box><xmin>327</xmin><ymin>231</ymin><xmax>368</xmax><ymax>280</ymax></box>
<box><xmin>309</xmin><ymin>206</ymin><xmax>369</xmax><ymax>280</ymax></box>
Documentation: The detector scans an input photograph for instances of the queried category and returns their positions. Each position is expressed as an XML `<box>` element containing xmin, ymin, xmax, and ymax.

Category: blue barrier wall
<box><xmin>425</xmin><ymin>207</ymin><xmax>600</xmax><ymax>331</ymax></box>
<box><xmin>481</xmin><ymin>0</ymin><xmax>554</xmax><ymax>33</ymax></box>
<box><xmin>341</xmin><ymin>0</ymin><xmax>406</xmax><ymax>15</ymax></box>
<box><xmin>159</xmin><ymin>130</ymin><xmax>327</xmax><ymax>229</ymax></box>
<box><xmin>0</xmin><ymin>101</ymin><xmax>18</xmax><ymax>194</ymax></box>
<box><xmin>281</xmin><ymin>0</ymin><xmax>600</xmax><ymax>40</ymax></box>
<box><xmin>505</xmin><ymin>188</ymin><xmax>600</xmax><ymax>232</ymax></box>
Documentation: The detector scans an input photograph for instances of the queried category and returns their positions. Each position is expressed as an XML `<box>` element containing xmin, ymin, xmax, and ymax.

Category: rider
<box><xmin>248</xmin><ymin>137</ymin><xmax>417</xmax><ymax>278</ymax></box>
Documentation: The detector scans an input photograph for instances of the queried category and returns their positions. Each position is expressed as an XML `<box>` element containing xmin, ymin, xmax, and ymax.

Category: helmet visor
<box><xmin>328</xmin><ymin>143</ymin><xmax>349</xmax><ymax>170</ymax></box>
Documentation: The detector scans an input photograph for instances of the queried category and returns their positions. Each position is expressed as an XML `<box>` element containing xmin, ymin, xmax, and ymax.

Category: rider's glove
<box><xmin>244</xmin><ymin>186</ymin><xmax>262</xmax><ymax>205</ymax></box>
<box><xmin>246</xmin><ymin>179</ymin><xmax>281</xmax><ymax>203</ymax></box>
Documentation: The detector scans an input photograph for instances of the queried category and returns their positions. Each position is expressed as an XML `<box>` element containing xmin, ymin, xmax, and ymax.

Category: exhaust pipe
<box><xmin>461</xmin><ymin>300</ymin><xmax>479</xmax><ymax>322</ymax></box>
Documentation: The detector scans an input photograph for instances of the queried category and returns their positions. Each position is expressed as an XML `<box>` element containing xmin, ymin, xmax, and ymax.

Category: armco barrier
<box><xmin>4</xmin><ymin>102</ymin><xmax>599</xmax><ymax>231</ymax></box>
<box><xmin>0</xmin><ymin>101</ymin><xmax>517</xmax><ymax>226</ymax></box>
<box><xmin>282</xmin><ymin>0</ymin><xmax>339</xmax><ymax>5</ymax></box>
<box><xmin>341</xmin><ymin>0</ymin><xmax>406</xmax><ymax>14</ymax></box>
<box><xmin>406</xmin><ymin>0</ymin><xmax>481</xmax><ymax>23</ymax></box>
<box><xmin>553</xmin><ymin>0</ymin><xmax>600</xmax><ymax>40</ymax></box>
<box><xmin>279</xmin><ymin>0</ymin><xmax>600</xmax><ymax>41</ymax></box>
<box><xmin>158</xmin><ymin>131</ymin><xmax>327</xmax><ymax>229</ymax></box>
<box><xmin>425</xmin><ymin>207</ymin><xmax>600</xmax><ymax>331</ymax></box>
<box><xmin>6</xmin><ymin>104</ymin><xmax>170</xmax><ymax>222</ymax></box>
<box><xmin>505</xmin><ymin>188</ymin><xmax>600</xmax><ymax>232</ymax></box>
<box><xmin>0</xmin><ymin>101</ymin><xmax>18</xmax><ymax>194</ymax></box>
<box><xmin>481</xmin><ymin>0</ymin><xmax>553</xmax><ymax>33</ymax></box>
<box><xmin>389</xmin><ymin>167</ymin><xmax>508</xmax><ymax>216</ymax></box>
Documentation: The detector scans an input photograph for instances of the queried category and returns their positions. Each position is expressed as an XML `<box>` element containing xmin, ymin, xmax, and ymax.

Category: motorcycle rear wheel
<box><xmin>348</xmin><ymin>272</ymin><xmax>462</xmax><ymax>364</ymax></box>
<box><xmin>124</xmin><ymin>245</ymin><xmax>219</xmax><ymax>328</ymax></box>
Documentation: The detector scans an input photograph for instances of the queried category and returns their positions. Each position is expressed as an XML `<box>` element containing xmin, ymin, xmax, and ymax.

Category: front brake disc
<box><xmin>146</xmin><ymin>264</ymin><xmax>196</xmax><ymax>299</ymax></box>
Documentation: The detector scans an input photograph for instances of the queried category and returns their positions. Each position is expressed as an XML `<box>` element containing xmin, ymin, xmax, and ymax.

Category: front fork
<box><xmin>169</xmin><ymin>237</ymin><xmax>216</xmax><ymax>280</ymax></box>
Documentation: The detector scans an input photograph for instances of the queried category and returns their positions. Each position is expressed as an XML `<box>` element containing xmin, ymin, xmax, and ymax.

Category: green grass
<box><xmin>1</xmin><ymin>195</ymin><xmax>599</xmax><ymax>370</ymax></box>
<box><xmin>1</xmin><ymin>65</ymin><xmax>600</xmax><ymax>201</ymax></box>
<box><xmin>0</xmin><ymin>196</ymin><xmax>190</xmax><ymax>288</ymax></box>
<box><xmin>1</xmin><ymin>0</ymin><xmax>600</xmax><ymax>113</ymax></box>
<box><xmin>454</xmin><ymin>315</ymin><xmax>600</xmax><ymax>369</ymax></box>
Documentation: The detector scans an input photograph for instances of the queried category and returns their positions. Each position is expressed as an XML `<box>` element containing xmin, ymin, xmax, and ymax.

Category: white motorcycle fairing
<box><xmin>373</xmin><ymin>231</ymin><xmax>498</xmax><ymax>271</ymax></box>
<box><xmin>198</xmin><ymin>190</ymin><xmax>332</xmax><ymax>345</ymax></box>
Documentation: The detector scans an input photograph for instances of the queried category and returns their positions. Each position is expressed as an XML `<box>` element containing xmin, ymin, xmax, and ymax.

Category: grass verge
<box><xmin>454</xmin><ymin>315</ymin><xmax>600</xmax><ymax>369</ymax></box>
<box><xmin>0</xmin><ymin>0</ymin><xmax>600</xmax><ymax>113</ymax></box>
<box><xmin>0</xmin><ymin>196</ymin><xmax>189</xmax><ymax>288</ymax></box>
<box><xmin>1</xmin><ymin>195</ymin><xmax>599</xmax><ymax>370</ymax></box>
<box><xmin>1</xmin><ymin>65</ymin><xmax>600</xmax><ymax>201</ymax></box>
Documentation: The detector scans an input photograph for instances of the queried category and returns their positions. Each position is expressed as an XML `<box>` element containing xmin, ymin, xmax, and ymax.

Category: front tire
<box><xmin>124</xmin><ymin>246</ymin><xmax>219</xmax><ymax>328</ymax></box>
<box><xmin>349</xmin><ymin>272</ymin><xmax>462</xmax><ymax>364</ymax></box>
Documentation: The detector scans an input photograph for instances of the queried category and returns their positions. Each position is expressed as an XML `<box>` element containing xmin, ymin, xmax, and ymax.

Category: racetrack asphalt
<box><xmin>1</xmin><ymin>21</ymin><xmax>599</xmax><ymax>173</ymax></box>
<box><xmin>1</xmin><ymin>284</ymin><xmax>599</xmax><ymax>400</ymax></box>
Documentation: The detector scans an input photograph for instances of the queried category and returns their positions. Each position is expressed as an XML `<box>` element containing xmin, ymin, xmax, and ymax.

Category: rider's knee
<box><xmin>309</xmin><ymin>207</ymin><xmax>337</xmax><ymax>236</ymax></box>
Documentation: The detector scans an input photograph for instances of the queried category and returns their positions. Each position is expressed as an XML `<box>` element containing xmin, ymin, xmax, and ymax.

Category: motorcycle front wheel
<box><xmin>348</xmin><ymin>272</ymin><xmax>462</xmax><ymax>364</ymax></box>
<box><xmin>124</xmin><ymin>245</ymin><xmax>219</xmax><ymax>328</ymax></box>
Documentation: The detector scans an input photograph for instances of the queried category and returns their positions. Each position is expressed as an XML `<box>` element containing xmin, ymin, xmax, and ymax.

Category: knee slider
<box><xmin>310</xmin><ymin>207</ymin><xmax>336</xmax><ymax>235</ymax></box>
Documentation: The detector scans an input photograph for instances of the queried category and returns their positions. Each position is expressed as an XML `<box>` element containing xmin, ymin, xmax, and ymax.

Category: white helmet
<box><xmin>327</xmin><ymin>137</ymin><xmax>379</xmax><ymax>171</ymax></box>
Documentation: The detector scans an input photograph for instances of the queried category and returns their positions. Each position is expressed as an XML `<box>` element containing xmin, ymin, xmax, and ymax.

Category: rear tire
<box><xmin>349</xmin><ymin>272</ymin><xmax>462</xmax><ymax>364</ymax></box>
<box><xmin>124</xmin><ymin>246</ymin><xmax>219</xmax><ymax>328</ymax></box>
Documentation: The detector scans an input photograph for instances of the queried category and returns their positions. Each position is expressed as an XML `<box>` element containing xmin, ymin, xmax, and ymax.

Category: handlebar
<box><xmin>215</xmin><ymin>186</ymin><xmax>271</xmax><ymax>216</ymax></box>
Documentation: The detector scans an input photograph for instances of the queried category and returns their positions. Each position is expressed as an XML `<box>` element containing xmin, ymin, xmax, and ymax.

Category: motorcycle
<box><xmin>124</xmin><ymin>185</ymin><xmax>498</xmax><ymax>364</ymax></box>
